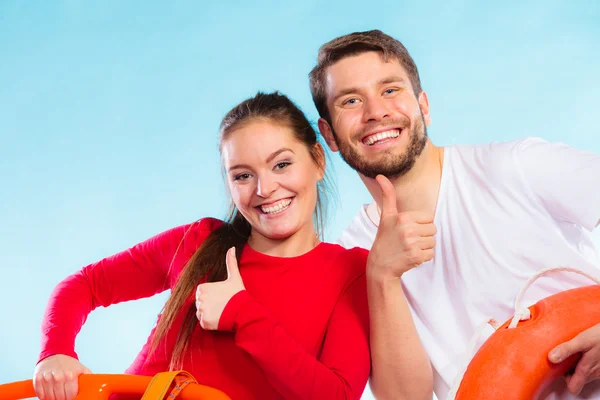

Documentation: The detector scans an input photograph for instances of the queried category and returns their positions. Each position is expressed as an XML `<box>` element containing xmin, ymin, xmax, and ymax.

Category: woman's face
<box><xmin>221</xmin><ymin>119</ymin><xmax>324</xmax><ymax>243</ymax></box>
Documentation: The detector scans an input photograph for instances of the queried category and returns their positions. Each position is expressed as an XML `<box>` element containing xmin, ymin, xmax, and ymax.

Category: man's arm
<box><xmin>367</xmin><ymin>275</ymin><xmax>432</xmax><ymax>400</ymax></box>
<box><xmin>366</xmin><ymin>176</ymin><xmax>434</xmax><ymax>400</ymax></box>
<box><xmin>516</xmin><ymin>137</ymin><xmax>600</xmax><ymax>232</ymax></box>
<box><xmin>515</xmin><ymin>138</ymin><xmax>600</xmax><ymax>393</ymax></box>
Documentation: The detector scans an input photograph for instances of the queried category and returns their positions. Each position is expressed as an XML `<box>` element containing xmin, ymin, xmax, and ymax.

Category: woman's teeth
<box><xmin>363</xmin><ymin>129</ymin><xmax>400</xmax><ymax>146</ymax></box>
<box><xmin>260</xmin><ymin>198</ymin><xmax>292</xmax><ymax>214</ymax></box>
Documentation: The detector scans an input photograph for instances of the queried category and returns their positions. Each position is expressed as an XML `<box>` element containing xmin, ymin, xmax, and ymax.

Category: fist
<box><xmin>367</xmin><ymin>175</ymin><xmax>437</xmax><ymax>279</ymax></box>
<box><xmin>196</xmin><ymin>247</ymin><xmax>245</xmax><ymax>330</ymax></box>
<box><xmin>33</xmin><ymin>354</ymin><xmax>91</xmax><ymax>400</ymax></box>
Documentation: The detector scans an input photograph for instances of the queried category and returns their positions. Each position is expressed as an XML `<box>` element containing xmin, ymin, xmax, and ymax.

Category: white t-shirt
<box><xmin>339</xmin><ymin>137</ymin><xmax>600</xmax><ymax>400</ymax></box>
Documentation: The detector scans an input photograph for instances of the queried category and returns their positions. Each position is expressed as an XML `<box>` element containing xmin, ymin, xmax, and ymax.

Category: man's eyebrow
<box><xmin>332</xmin><ymin>76</ymin><xmax>408</xmax><ymax>101</ymax></box>
<box><xmin>332</xmin><ymin>86</ymin><xmax>360</xmax><ymax>101</ymax></box>
<box><xmin>378</xmin><ymin>75</ymin><xmax>407</xmax><ymax>85</ymax></box>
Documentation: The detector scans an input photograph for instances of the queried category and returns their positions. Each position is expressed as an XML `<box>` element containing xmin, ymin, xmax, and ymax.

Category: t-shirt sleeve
<box><xmin>218</xmin><ymin>250</ymin><xmax>370</xmax><ymax>400</ymax></box>
<box><xmin>38</xmin><ymin>219</ymin><xmax>217</xmax><ymax>363</ymax></box>
<box><xmin>515</xmin><ymin>137</ymin><xmax>600</xmax><ymax>232</ymax></box>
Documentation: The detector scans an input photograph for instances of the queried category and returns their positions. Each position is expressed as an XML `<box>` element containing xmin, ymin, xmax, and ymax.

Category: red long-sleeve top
<box><xmin>39</xmin><ymin>218</ymin><xmax>371</xmax><ymax>399</ymax></box>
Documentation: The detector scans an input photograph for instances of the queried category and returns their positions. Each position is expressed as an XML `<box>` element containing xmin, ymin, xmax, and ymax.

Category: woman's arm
<box><xmin>219</xmin><ymin>274</ymin><xmax>370</xmax><ymax>400</ymax></box>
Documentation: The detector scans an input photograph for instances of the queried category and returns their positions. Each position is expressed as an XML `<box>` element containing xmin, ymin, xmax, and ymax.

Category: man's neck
<box><xmin>362</xmin><ymin>140</ymin><xmax>444</xmax><ymax>225</ymax></box>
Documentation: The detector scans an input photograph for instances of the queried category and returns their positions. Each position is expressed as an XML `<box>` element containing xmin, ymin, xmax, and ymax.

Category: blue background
<box><xmin>1</xmin><ymin>2</ymin><xmax>598</xmax><ymax>399</ymax></box>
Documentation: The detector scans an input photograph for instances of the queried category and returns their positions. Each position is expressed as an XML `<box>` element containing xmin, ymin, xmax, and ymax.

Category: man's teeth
<box><xmin>260</xmin><ymin>198</ymin><xmax>292</xmax><ymax>214</ymax></box>
<box><xmin>364</xmin><ymin>129</ymin><xmax>400</xmax><ymax>146</ymax></box>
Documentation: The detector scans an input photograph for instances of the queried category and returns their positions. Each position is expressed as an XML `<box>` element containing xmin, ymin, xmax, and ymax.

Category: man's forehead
<box><xmin>324</xmin><ymin>53</ymin><xmax>409</xmax><ymax>96</ymax></box>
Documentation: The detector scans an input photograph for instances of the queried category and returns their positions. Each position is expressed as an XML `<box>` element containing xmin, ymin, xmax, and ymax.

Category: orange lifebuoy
<box><xmin>0</xmin><ymin>372</ymin><xmax>232</xmax><ymax>400</ymax></box>
<box><xmin>453</xmin><ymin>284</ymin><xmax>600</xmax><ymax>399</ymax></box>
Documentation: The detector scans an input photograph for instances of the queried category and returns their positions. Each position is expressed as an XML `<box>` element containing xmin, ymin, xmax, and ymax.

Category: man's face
<box><xmin>320</xmin><ymin>51</ymin><xmax>431</xmax><ymax>179</ymax></box>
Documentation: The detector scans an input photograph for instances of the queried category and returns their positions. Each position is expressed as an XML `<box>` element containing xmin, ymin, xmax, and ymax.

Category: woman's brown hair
<box><xmin>150</xmin><ymin>91</ymin><xmax>333</xmax><ymax>370</ymax></box>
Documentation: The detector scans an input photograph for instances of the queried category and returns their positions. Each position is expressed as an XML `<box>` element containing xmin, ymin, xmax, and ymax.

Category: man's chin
<box><xmin>361</xmin><ymin>172</ymin><xmax>401</xmax><ymax>180</ymax></box>
<box><xmin>350</xmin><ymin>160</ymin><xmax>415</xmax><ymax>180</ymax></box>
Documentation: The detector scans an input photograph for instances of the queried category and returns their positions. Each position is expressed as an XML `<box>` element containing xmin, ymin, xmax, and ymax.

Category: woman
<box><xmin>33</xmin><ymin>92</ymin><xmax>371</xmax><ymax>400</ymax></box>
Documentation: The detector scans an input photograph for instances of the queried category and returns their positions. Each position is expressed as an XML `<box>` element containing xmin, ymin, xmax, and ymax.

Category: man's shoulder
<box><xmin>447</xmin><ymin>137</ymin><xmax>544</xmax><ymax>159</ymax></box>
<box><xmin>336</xmin><ymin>204</ymin><xmax>377</xmax><ymax>251</ymax></box>
<box><xmin>446</xmin><ymin>137</ymin><xmax>547</xmax><ymax>181</ymax></box>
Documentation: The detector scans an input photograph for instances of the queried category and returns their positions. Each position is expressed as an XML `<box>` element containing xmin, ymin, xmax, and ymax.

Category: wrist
<box><xmin>218</xmin><ymin>290</ymin><xmax>250</xmax><ymax>331</ymax></box>
<box><xmin>367</xmin><ymin>266</ymin><xmax>403</xmax><ymax>282</ymax></box>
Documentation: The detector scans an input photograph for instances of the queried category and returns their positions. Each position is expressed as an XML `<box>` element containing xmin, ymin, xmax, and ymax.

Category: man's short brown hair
<box><xmin>309</xmin><ymin>29</ymin><xmax>423</xmax><ymax>124</ymax></box>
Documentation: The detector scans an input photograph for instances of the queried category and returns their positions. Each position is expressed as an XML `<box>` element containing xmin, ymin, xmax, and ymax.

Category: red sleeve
<box><xmin>38</xmin><ymin>219</ymin><xmax>218</xmax><ymax>363</ymax></box>
<box><xmin>219</xmin><ymin>258</ymin><xmax>370</xmax><ymax>399</ymax></box>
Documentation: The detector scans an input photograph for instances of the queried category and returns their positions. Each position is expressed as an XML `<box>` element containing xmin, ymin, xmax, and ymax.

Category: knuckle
<box><xmin>42</xmin><ymin>372</ymin><xmax>54</xmax><ymax>383</ymax></box>
<box><xmin>399</xmin><ymin>228</ymin><xmax>413</xmax><ymax>241</ymax></box>
<box><xmin>576</xmin><ymin>365</ymin><xmax>590</xmax><ymax>379</ymax></box>
<box><xmin>53</xmin><ymin>372</ymin><xmax>65</xmax><ymax>383</ymax></box>
<box><xmin>407</xmin><ymin>249</ymin><xmax>421</xmax><ymax>264</ymax></box>
<box><xmin>397</xmin><ymin>213</ymin><xmax>411</xmax><ymax>225</ymax></box>
<box><xmin>560</xmin><ymin>344</ymin><xmax>572</xmax><ymax>357</ymax></box>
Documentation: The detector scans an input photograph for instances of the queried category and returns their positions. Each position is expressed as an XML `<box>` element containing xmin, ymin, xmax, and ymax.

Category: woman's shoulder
<box><xmin>167</xmin><ymin>217</ymin><xmax>225</xmax><ymax>239</ymax></box>
<box><xmin>190</xmin><ymin>217</ymin><xmax>226</xmax><ymax>234</ymax></box>
<box><xmin>320</xmin><ymin>242</ymin><xmax>369</xmax><ymax>259</ymax></box>
<box><xmin>146</xmin><ymin>217</ymin><xmax>225</xmax><ymax>256</ymax></box>
<box><xmin>318</xmin><ymin>242</ymin><xmax>368</xmax><ymax>279</ymax></box>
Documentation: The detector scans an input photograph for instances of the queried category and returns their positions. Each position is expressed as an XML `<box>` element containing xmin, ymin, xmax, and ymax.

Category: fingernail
<box><xmin>550</xmin><ymin>349</ymin><xmax>562</xmax><ymax>362</ymax></box>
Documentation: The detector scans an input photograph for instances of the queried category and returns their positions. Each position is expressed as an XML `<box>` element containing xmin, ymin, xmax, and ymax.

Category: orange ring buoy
<box><xmin>0</xmin><ymin>373</ymin><xmax>232</xmax><ymax>400</ymax></box>
<box><xmin>454</xmin><ymin>284</ymin><xmax>600</xmax><ymax>399</ymax></box>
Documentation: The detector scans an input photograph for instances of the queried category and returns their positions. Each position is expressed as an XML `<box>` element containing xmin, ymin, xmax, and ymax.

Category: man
<box><xmin>309</xmin><ymin>29</ymin><xmax>600</xmax><ymax>400</ymax></box>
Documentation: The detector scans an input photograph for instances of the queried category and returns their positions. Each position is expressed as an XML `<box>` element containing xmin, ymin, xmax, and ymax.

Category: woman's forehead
<box><xmin>222</xmin><ymin>121</ymin><xmax>305</xmax><ymax>164</ymax></box>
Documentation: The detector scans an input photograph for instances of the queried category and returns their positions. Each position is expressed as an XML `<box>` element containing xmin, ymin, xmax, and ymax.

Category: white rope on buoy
<box><xmin>508</xmin><ymin>266</ymin><xmax>600</xmax><ymax>329</ymax></box>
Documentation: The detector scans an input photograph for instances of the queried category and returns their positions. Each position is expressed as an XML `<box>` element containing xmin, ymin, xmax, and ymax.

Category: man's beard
<box><xmin>332</xmin><ymin>112</ymin><xmax>428</xmax><ymax>179</ymax></box>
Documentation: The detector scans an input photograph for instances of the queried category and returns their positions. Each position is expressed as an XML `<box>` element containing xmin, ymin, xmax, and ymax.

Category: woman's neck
<box><xmin>247</xmin><ymin>222</ymin><xmax>320</xmax><ymax>258</ymax></box>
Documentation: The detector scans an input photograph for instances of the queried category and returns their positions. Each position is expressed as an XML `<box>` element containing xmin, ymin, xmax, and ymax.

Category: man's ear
<box><xmin>313</xmin><ymin>142</ymin><xmax>326</xmax><ymax>182</ymax></box>
<box><xmin>318</xmin><ymin>118</ymin><xmax>339</xmax><ymax>152</ymax></box>
<box><xmin>418</xmin><ymin>91</ymin><xmax>432</xmax><ymax>126</ymax></box>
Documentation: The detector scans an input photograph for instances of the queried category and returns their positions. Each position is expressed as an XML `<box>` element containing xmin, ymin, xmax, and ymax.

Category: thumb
<box><xmin>83</xmin><ymin>367</ymin><xmax>92</xmax><ymax>374</ymax></box>
<box><xmin>226</xmin><ymin>247</ymin><xmax>241</xmax><ymax>281</ymax></box>
<box><xmin>375</xmin><ymin>174</ymin><xmax>398</xmax><ymax>218</ymax></box>
<box><xmin>549</xmin><ymin>333</ymin><xmax>589</xmax><ymax>364</ymax></box>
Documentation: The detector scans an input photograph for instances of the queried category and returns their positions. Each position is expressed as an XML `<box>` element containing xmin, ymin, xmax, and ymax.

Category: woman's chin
<box><xmin>263</xmin><ymin>227</ymin><xmax>297</xmax><ymax>241</ymax></box>
<box><xmin>254</xmin><ymin>220</ymin><xmax>301</xmax><ymax>241</ymax></box>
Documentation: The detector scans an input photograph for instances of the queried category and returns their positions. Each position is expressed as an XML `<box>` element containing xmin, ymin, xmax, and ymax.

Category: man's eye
<box><xmin>343</xmin><ymin>98</ymin><xmax>361</xmax><ymax>106</ymax></box>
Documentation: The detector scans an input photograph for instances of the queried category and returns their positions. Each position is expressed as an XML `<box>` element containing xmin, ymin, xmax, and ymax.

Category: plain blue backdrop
<box><xmin>1</xmin><ymin>2</ymin><xmax>599</xmax><ymax>399</ymax></box>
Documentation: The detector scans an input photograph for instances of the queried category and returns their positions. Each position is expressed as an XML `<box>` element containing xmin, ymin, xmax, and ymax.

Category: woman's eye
<box><xmin>234</xmin><ymin>173</ymin><xmax>251</xmax><ymax>181</ymax></box>
<box><xmin>275</xmin><ymin>162</ymin><xmax>291</xmax><ymax>170</ymax></box>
